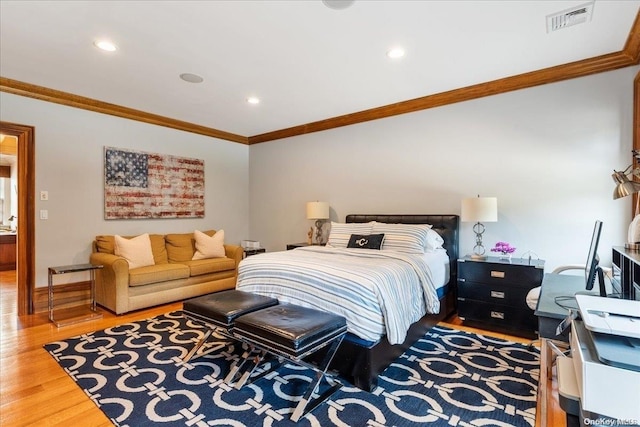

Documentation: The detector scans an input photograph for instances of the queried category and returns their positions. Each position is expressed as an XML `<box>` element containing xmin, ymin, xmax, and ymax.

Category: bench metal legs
<box><xmin>183</xmin><ymin>329</ymin><xmax>234</xmax><ymax>362</ymax></box>
<box><xmin>225</xmin><ymin>346</ymin><xmax>272</xmax><ymax>389</ymax></box>
<box><xmin>182</xmin><ymin>315</ymin><xmax>234</xmax><ymax>363</ymax></box>
<box><xmin>290</xmin><ymin>335</ymin><xmax>344</xmax><ymax>422</ymax></box>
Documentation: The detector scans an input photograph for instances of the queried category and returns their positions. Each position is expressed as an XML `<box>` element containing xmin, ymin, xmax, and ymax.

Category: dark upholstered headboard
<box><xmin>345</xmin><ymin>214</ymin><xmax>460</xmax><ymax>281</ymax></box>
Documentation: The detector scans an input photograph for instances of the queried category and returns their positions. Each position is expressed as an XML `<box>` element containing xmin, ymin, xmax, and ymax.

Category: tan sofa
<box><xmin>90</xmin><ymin>230</ymin><xmax>243</xmax><ymax>314</ymax></box>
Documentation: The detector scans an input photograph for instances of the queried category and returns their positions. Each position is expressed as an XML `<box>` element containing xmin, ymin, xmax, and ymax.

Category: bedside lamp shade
<box><xmin>461</xmin><ymin>197</ymin><xmax>498</xmax><ymax>223</ymax></box>
<box><xmin>306</xmin><ymin>201</ymin><xmax>329</xmax><ymax>220</ymax></box>
<box><xmin>461</xmin><ymin>196</ymin><xmax>497</xmax><ymax>259</ymax></box>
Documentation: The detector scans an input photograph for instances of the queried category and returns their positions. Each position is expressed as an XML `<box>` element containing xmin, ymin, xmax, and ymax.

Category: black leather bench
<box><xmin>232</xmin><ymin>303</ymin><xmax>347</xmax><ymax>422</ymax></box>
<box><xmin>182</xmin><ymin>290</ymin><xmax>278</xmax><ymax>362</ymax></box>
<box><xmin>183</xmin><ymin>292</ymin><xmax>347</xmax><ymax>422</ymax></box>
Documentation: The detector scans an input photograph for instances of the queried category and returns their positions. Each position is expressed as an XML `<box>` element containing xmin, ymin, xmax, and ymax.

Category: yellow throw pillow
<box><xmin>114</xmin><ymin>233</ymin><xmax>155</xmax><ymax>269</ymax></box>
<box><xmin>192</xmin><ymin>229</ymin><xmax>225</xmax><ymax>260</ymax></box>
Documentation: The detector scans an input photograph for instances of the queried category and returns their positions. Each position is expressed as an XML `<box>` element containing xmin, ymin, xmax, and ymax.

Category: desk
<box><xmin>534</xmin><ymin>273</ymin><xmax>600</xmax><ymax>427</ymax></box>
<box><xmin>535</xmin><ymin>273</ymin><xmax>598</xmax><ymax>340</ymax></box>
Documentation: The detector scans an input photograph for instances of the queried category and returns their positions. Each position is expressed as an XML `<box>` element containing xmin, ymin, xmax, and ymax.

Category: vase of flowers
<box><xmin>491</xmin><ymin>242</ymin><xmax>516</xmax><ymax>260</ymax></box>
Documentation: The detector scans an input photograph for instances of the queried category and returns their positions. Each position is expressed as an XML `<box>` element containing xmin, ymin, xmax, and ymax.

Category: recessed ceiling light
<box><xmin>387</xmin><ymin>48</ymin><xmax>405</xmax><ymax>59</ymax></box>
<box><xmin>180</xmin><ymin>73</ymin><xmax>204</xmax><ymax>83</ymax></box>
<box><xmin>94</xmin><ymin>40</ymin><xmax>118</xmax><ymax>52</ymax></box>
<box><xmin>247</xmin><ymin>97</ymin><xmax>260</xmax><ymax>105</ymax></box>
<box><xmin>322</xmin><ymin>0</ymin><xmax>355</xmax><ymax>10</ymax></box>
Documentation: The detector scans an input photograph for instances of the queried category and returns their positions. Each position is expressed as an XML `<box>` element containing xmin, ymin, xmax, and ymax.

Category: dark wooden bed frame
<box><xmin>318</xmin><ymin>214</ymin><xmax>460</xmax><ymax>392</ymax></box>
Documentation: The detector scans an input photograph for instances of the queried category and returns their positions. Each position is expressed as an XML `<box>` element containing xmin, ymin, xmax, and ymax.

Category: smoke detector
<box><xmin>547</xmin><ymin>1</ymin><xmax>594</xmax><ymax>33</ymax></box>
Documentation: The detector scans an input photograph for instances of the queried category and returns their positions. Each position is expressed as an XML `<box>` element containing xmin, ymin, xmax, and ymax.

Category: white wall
<box><xmin>0</xmin><ymin>65</ymin><xmax>636</xmax><ymax>287</ymax></box>
<box><xmin>249</xmin><ymin>66</ymin><xmax>639</xmax><ymax>272</ymax></box>
<box><xmin>0</xmin><ymin>93</ymin><xmax>250</xmax><ymax>287</ymax></box>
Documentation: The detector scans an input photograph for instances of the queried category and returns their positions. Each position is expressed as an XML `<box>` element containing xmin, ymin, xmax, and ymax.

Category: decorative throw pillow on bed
<box><xmin>192</xmin><ymin>229</ymin><xmax>225</xmax><ymax>260</ymax></box>
<box><xmin>326</xmin><ymin>222</ymin><xmax>374</xmax><ymax>248</ymax></box>
<box><xmin>426</xmin><ymin>228</ymin><xmax>445</xmax><ymax>251</ymax></box>
<box><xmin>347</xmin><ymin>234</ymin><xmax>385</xmax><ymax>250</ymax></box>
<box><xmin>114</xmin><ymin>233</ymin><xmax>155</xmax><ymax>269</ymax></box>
<box><xmin>371</xmin><ymin>222</ymin><xmax>432</xmax><ymax>254</ymax></box>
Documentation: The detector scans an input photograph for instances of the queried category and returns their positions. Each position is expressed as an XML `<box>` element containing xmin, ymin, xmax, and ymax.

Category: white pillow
<box><xmin>192</xmin><ymin>229</ymin><xmax>225</xmax><ymax>260</ymax></box>
<box><xmin>371</xmin><ymin>222</ymin><xmax>432</xmax><ymax>254</ymax></box>
<box><xmin>426</xmin><ymin>228</ymin><xmax>445</xmax><ymax>252</ymax></box>
<box><xmin>326</xmin><ymin>222</ymin><xmax>374</xmax><ymax>248</ymax></box>
<box><xmin>114</xmin><ymin>233</ymin><xmax>155</xmax><ymax>269</ymax></box>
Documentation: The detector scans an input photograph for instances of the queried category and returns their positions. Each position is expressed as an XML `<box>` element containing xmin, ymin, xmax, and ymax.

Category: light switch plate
<box><xmin>40</xmin><ymin>210</ymin><xmax>48</xmax><ymax>220</ymax></box>
<box><xmin>40</xmin><ymin>191</ymin><xmax>48</xmax><ymax>201</ymax></box>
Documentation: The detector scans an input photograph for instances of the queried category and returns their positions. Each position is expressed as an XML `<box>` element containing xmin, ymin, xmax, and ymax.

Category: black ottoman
<box><xmin>182</xmin><ymin>290</ymin><xmax>278</xmax><ymax>362</ymax></box>
<box><xmin>233</xmin><ymin>303</ymin><xmax>347</xmax><ymax>422</ymax></box>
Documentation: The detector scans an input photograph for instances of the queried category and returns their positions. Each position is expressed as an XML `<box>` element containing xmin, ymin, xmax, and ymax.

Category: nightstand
<box><xmin>457</xmin><ymin>255</ymin><xmax>544</xmax><ymax>338</ymax></box>
<box><xmin>286</xmin><ymin>242</ymin><xmax>325</xmax><ymax>250</ymax></box>
<box><xmin>243</xmin><ymin>248</ymin><xmax>266</xmax><ymax>258</ymax></box>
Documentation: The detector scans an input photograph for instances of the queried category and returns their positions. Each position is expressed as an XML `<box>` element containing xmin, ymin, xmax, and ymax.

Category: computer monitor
<box><xmin>585</xmin><ymin>220</ymin><xmax>607</xmax><ymax>297</ymax></box>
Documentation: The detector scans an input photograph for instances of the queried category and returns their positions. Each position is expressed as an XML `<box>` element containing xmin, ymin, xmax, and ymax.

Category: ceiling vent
<box><xmin>547</xmin><ymin>2</ymin><xmax>594</xmax><ymax>33</ymax></box>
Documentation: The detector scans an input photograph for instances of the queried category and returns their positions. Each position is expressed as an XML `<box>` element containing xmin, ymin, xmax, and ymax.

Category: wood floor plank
<box><xmin>0</xmin><ymin>271</ymin><xmax>564</xmax><ymax>427</ymax></box>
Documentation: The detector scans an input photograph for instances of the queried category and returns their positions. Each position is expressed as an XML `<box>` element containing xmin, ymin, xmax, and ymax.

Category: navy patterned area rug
<box><xmin>44</xmin><ymin>311</ymin><xmax>539</xmax><ymax>427</ymax></box>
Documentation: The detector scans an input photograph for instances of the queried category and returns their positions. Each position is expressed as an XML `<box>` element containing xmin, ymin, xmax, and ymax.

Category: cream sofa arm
<box><xmin>90</xmin><ymin>252</ymin><xmax>130</xmax><ymax>314</ymax></box>
<box><xmin>224</xmin><ymin>244</ymin><xmax>243</xmax><ymax>268</ymax></box>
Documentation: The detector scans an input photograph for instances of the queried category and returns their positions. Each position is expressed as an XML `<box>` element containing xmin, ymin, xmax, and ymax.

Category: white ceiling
<box><xmin>1</xmin><ymin>1</ymin><xmax>638</xmax><ymax>137</ymax></box>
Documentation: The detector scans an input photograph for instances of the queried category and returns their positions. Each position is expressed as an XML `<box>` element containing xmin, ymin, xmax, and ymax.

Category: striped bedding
<box><xmin>236</xmin><ymin>246</ymin><xmax>449</xmax><ymax>345</ymax></box>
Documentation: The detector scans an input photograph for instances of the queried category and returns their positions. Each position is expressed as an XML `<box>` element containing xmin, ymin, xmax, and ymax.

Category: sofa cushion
<box><xmin>96</xmin><ymin>234</ymin><xmax>168</xmax><ymax>264</ymax></box>
<box><xmin>129</xmin><ymin>263</ymin><xmax>191</xmax><ymax>287</ymax></box>
<box><xmin>166</xmin><ymin>230</ymin><xmax>216</xmax><ymax>262</ymax></box>
<box><xmin>114</xmin><ymin>234</ymin><xmax>155</xmax><ymax>269</ymax></box>
<box><xmin>193</xmin><ymin>229</ymin><xmax>225</xmax><ymax>260</ymax></box>
<box><xmin>182</xmin><ymin>257</ymin><xmax>236</xmax><ymax>277</ymax></box>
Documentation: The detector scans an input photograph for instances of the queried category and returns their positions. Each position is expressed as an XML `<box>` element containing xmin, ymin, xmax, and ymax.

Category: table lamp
<box><xmin>461</xmin><ymin>196</ymin><xmax>498</xmax><ymax>259</ymax></box>
<box><xmin>306</xmin><ymin>201</ymin><xmax>330</xmax><ymax>244</ymax></box>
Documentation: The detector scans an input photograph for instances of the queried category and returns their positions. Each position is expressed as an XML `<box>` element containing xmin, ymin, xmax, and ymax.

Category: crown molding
<box><xmin>0</xmin><ymin>77</ymin><xmax>248</xmax><ymax>145</ymax></box>
<box><xmin>249</xmin><ymin>11</ymin><xmax>640</xmax><ymax>144</ymax></box>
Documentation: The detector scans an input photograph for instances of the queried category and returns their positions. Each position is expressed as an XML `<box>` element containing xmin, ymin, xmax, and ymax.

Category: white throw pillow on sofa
<box><xmin>192</xmin><ymin>229</ymin><xmax>225</xmax><ymax>260</ymax></box>
<box><xmin>114</xmin><ymin>233</ymin><xmax>155</xmax><ymax>269</ymax></box>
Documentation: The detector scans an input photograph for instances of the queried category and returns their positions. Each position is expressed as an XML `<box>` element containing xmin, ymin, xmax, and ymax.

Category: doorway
<box><xmin>0</xmin><ymin>121</ymin><xmax>35</xmax><ymax>315</ymax></box>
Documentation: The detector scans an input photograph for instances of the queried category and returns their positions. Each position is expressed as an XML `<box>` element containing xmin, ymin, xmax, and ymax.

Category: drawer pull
<box><xmin>490</xmin><ymin>311</ymin><xmax>505</xmax><ymax>319</ymax></box>
<box><xmin>490</xmin><ymin>291</ymin><xmax>505</xmax><ymax>299</ymax></box>
<box><xmin>490</xmin><ymin>271</ymin><xmax>505</xmax><ymax>278</ymax></box>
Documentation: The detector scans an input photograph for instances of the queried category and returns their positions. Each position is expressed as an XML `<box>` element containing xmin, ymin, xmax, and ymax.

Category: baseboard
<box><xmin>33</xmin><ymin>280</ymin><xmax>91</xmax><ymax>313</ymax></box>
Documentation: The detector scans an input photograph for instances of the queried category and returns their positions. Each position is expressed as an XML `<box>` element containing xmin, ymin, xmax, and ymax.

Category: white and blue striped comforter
<box><xmin>236</xmin><ymin>246</ymin><xmax>449</xmax><ymax>345</ymax></box>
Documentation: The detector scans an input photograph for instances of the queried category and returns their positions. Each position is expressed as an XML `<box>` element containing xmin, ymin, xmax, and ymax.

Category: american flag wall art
<box><xmin>104</xmin><ymin>147</ymin><xmax>205</xmax><ymax>219</ymax></box>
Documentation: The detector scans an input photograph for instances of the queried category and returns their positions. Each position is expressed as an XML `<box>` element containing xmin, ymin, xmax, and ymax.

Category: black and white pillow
<box><xmin>347</xmin><ymin>233</ymin><xmax>385</xmax><ymax>250</ymax></box>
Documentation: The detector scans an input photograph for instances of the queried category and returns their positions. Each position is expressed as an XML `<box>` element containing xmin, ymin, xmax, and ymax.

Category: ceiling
<box><xmin>1</xmin><ymin>1</ymin><xmax>639</xmax><ymax>140</ymax></box>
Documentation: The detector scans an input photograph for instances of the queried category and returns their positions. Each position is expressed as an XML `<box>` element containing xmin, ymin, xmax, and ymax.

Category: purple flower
<box><xmin>491</xmin><ymin>242</ymin><xmax>516</xmax><ymax>254</ymax></box>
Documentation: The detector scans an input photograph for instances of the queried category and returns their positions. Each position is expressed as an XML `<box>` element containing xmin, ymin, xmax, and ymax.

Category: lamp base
<box><xmin>625</xmin><ymin>242</ymin><xmax>640</xmax><ymax>251</ymax></box>
<box><xmin>470</xmin><ymin>254</ymin><xmax>488</xmax><ymax>260</ymax></box>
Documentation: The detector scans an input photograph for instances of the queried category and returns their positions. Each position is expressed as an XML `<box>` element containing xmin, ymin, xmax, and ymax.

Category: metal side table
<box><xmin>48</xmin><ymin>263</ymin><xmax>103</xmax><ymax>327</ymax></box>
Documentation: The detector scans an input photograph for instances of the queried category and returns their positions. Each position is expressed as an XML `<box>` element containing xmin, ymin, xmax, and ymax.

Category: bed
<box><xmin>236</xmin><ymin>214</ymin><xmax>459</xmax><ymax>391</ymax></box>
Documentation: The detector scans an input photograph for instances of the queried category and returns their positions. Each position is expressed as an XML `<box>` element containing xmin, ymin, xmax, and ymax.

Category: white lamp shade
<box><xmin>306</xmin><ymin>201</ymin><xmax>329</xmax><ymax>220</ymax></box>
<box><xmin>461</xmin><ymin>197</ymin><xmax>498</xmax><ymax>222</ymax></box>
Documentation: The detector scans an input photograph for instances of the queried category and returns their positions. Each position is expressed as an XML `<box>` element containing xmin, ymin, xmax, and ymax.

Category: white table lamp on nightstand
<box><xmin>461</xmin><ymin>195</ymin><xmax>498</xmax><ymax>260</ymax></box>
<box><xmin>307</xmin><ymin>201</ymin><xmax>329</xmax><ymax>245</ymax></box>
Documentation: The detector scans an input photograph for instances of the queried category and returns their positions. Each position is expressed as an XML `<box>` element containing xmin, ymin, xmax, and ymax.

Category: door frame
<box><xmin>0</xmin><ymin>121</ymin><xmax>35</xmax><ymax>315</ymax></box>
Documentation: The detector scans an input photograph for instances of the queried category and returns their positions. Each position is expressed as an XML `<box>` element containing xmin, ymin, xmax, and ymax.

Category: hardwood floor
<box><xmin>0</xmin><ymin>271</ymin><xmax>566</xmax><ymax>426</ymax></box>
